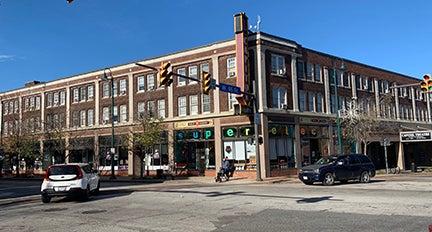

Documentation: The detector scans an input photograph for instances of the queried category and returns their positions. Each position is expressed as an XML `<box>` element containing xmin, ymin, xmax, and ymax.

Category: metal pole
<box><xmin>253</xmin><ymin>96</ymin><xmax>262</xmax><ymax>181</ymax></box>
<box><xmin>109</xmin><ymin>76</ymin><xmax>116</xmax><ymax>180</ymax></box>
<box><xmin>384</xmin><ymin>145</ymin><xmax>388</xmax><ymax>174</ymax></box>
<box><xmin>333</xmin><ymin>65</ymin><xmax>343</xmax><ymax>154</ymax></box>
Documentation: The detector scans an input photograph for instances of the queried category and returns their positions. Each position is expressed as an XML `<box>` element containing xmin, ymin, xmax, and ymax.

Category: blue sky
<box><xmin>0</xmin><ymin>0</ymin><xmax>430</xmax><ymax>92</ymax></box>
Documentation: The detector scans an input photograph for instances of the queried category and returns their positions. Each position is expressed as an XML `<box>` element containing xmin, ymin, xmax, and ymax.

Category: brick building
<box><xmin>1</xmin><ymin>14</ymin><xmax>431</xmax><ymax>178</ymax></box>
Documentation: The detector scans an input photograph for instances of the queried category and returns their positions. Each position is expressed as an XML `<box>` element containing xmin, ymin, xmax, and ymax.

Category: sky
<box><xmin>0</xmin><ymin>0</ymin><xmax>431</xmax><ymax>93</ymax></box>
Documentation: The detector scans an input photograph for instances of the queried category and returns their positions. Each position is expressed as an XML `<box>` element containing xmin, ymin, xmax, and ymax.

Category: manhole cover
<box><xmin>82</xmin><ymin>209</ymin><xmax>107</xmax><ymax>214</ymax></box>
<box><xmin>43</xmin><ymin>208</ymin><xmax>68</xmax><ymax>212</ymax></box>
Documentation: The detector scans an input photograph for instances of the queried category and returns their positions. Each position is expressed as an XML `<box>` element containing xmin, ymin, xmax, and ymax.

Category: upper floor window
<box><xmin>147</xmin><ymin>74</ymin><xmax>155</xmax><ymax>91</ymax></box>
<box><xmin>113</xmin><ymin>81</ymin><xmax>118</xmax><ymax>96</ymax></box>
<box><xmin>190</xmin><ymin>95</ymin><xmax>198</xmax><ymax>115</ymax></box>
<box><xmin>201</xmin><ymin>63</ymin><xmax>210</xmax><ymax>80</ymax></box>
<box><xmin>87</xmin><ymin>109</ymin><xmax>94</xmax><ymax>126</ymax></box>
<box><xmin>14</xmin><ymin>100</ymin><xmax>19</xmax><ymax>113</ymax></box>
<box><xmin>103</xmin><ymin>83</ymin><xmax>110</xmax><ymax>97</ymax></box>
<box><xmin>80</xmin><ymin>87</ymin><xmax>87</xmax><ymax>101</ymax></box>
<box><xmin>188</xmin><ymin>66</ymin><xmax>198</xmax><ymax>85</ymax></box>
<box><xmin>343</xmin><ymin>72</ymin><xmax>350</xmax><ymax>88</ymax></box>
<box><xmin>88</xmin><ymin>86</ymin><xmax>94</xmax><ymax>100</ymax></box>
<box><xmin>80</xmin><ymin>110</ymin><xmax>86</xmax><ymax>127</ymax></box>
<box><xmin>53</xmin><ymin>92</ymin><xmax>59</xmax><ymax>106</ymax></box>
<box><xmin>202</xmin><ymin>95</ymin><xmax>210</xmax><ymax>114</ymax></box>
<box><xmin>178</xmin><ymin>96</ymin><xmax>187</xmax><ymax>116</ymax></box>
<box><xmin>158</xmin><ymin>99</ymin><xmax>165</xmax><ymax>119</ymax></box>
<box><xmin>272</xmin><ymin>54</ymin><xmax>286</xmax><ymax>75</ymax></box>
<box><xmin>272</xmin><ymin>87</ymin><xmax>286</xmax><ymax>109</ymax></box>
<box><xmin>307</xmin><ymin>92</ymin><xmax>315</xmax><ymax>112</ymax></box>
<box><xmin>120</xmin><ymin>79</ymin><xmax>127</xmax><ymax>94</ymax></box>
<box><xmin>102</xmin><ymin>107</ymin><xmax>110</xmax><ymax>123</ymax></box>
<box><xmin>314</xmin><ymin>64</ymin><xmax>321</xmax><ymax>82</ymax></box>
<box><xmin>137</xmin><ymin>102</ymin><xmax>145</xmax><ymax>119</ymax></box>
<box><xmin>138</xmin><ymin>76</ymin><xmax>145</xmax><ymax>91</ymax></box>
<box><xmin>227</xmin><ymin>57</ymin><xmax>236</xmax><ymax>78</ymax></box>
<box><xmin>177</xmin><ymin>68</ymin><xmax>186</xmax><ymax>86</ymax></box>
<box><xmin>120</xmin><ymin>105</ymin><xmax>127</xmax><ymax>122</ymax></box>
<box><xmin>148</xmin><ymin>101</ymin><xmax>155</xmax><ymax>118</ymax></box>
<box><xmin>299</xmin><ymin>90</ymin><xmax>306</xmax><ymax>112</ymax></box>
<box><xmin>296</xmin><ymin>60</ymin><xmax>304</xmax><ymax>79</ymax></box>
<box><xmin>73</xmin><ymin>88</ymin><xmax>79</xmax><ymax>102</ymax></box>
<box><xmin>46</xmin><ymin>94</ymin><xmax>52</xmax><ymax>107</ymax></box>
<box><xmin>60</xmin><ymin>91</ymin><xmax>66</xmax><ymax>105</ymax></box>
<box><xmin>306</xmin><ymin>63</ymin><xmax>313</xmax><ymax>81</ymax></box>
<box><xmin>316</xmin><ymin>93</ymin><xmax>323</xmax><ymax>113</ymax></box>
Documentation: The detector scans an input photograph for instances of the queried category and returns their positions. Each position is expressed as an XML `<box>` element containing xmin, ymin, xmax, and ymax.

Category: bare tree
<box><xmin>126</xmin><ymin>110</ymin><xmax>164</xmax><ymax>178</ymax></box>
<box><xmin>340</xmin><ymin>98</ymin><xmax>378</xmax><ymax>155</ymax></box>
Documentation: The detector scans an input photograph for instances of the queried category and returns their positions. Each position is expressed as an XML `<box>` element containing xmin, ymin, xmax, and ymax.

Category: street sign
<box><xmin>219</xmin><ymin>83</ymin><xmax>242</xmax><ymax>95</ymax></box>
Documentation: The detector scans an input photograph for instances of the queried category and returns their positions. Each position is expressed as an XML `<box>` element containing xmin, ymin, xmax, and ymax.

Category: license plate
<box><xmin>302</xmin><ymin>176</ymin><xmax>308</xmax><ymax>180</ymax></box>
<box><xmin>58</xmin><ymin>187</ymin><xmax>66</xmax><ymax>191</ymax></box>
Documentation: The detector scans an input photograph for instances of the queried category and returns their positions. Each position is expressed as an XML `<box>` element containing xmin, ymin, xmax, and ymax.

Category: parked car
<box><xmin>298</xmin><ymin>154</ymin><xmax>376</xmax><ymax>186</ymax></box>
<box><xmin>41</xmin><ymin>163</ymin><xmax>100</xmax><ymax>203</ymax></box>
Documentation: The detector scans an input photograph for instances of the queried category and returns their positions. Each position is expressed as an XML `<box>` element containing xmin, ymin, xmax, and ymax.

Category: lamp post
<box><xmin>333</xmin><ymin>60</ymin><xmax>346</xmax><ymax>154</ymax></box>
<box><xmin>102</xmin><ymin>68</ymin><xmax>116</xmax><ymax>180</ymax></box>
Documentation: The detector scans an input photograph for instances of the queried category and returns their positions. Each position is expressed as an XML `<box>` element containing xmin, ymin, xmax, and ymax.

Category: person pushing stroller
<box><xmin>215</xmin><ymin>156</ymin><xmax>231</xmax><ymax>182</ymax></box>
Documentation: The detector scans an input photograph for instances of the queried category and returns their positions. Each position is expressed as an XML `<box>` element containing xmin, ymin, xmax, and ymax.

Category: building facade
<box><xmin>1</xmin><ymin>15</ymin><xmax>431</xmax><ymax>178</ymax></box>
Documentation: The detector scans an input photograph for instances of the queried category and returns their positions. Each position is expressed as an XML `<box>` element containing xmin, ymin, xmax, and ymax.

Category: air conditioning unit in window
<box><xmin>121</xmin><ymin>90</ymin><xmax>126</xmax><ymax>95</ymax></box>
<box><xmin>278</xmin><ymin>69</ymin><xmax>285</xmax><ymax>75</ymax></box>
<box><xmin>102</xmin><ymin>119</ymin><xmax>108</xmax><ymax>124</ymax></box>
<box><xmin>229</xmin><ymin>71</ymin><xmax>236</xmax><ymax>77</ymax></box>
<box><xmin>281</xmin><ymin>104</ymin><xmax>288</xmax><ymax>110</ymax></box>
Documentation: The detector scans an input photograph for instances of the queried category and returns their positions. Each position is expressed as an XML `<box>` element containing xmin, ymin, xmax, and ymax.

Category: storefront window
<box><xmin>268</xmin><ymin>124</ymin><xmax>296</xmax><ymax>169</ymax></box>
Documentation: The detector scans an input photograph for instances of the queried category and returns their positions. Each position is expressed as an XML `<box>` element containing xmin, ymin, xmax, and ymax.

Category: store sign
<box><xmin>223</xmin><ymin>128</ymin><xmax>237</xmax><ymax>137</ymax></box>
<box><xmin>400</xmin><ymin>131</ymin><xmax>432</xmax><ymax>142</ymax></box>
<box><xmin>177</xmin><ymin>128</ymin><xmax>214</xmax><ymax>140</ymax></box>
<box><xmin>268</xmin><ymin>124</ymin><xmax>294</xmax><ymax>137</ymax></box>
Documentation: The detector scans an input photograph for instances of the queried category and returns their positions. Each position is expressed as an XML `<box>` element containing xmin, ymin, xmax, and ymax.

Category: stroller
<box><xmin>215</xmin><ymin>167</ymin><xmax>230</xmax><ymax>182</ymax></box>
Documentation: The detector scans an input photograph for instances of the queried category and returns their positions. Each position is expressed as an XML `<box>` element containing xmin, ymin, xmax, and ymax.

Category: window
<box><xmin>314</xmin><ymin>64</ymin><xmax>321</xmax><ymax>82</ymax></box>
<box><xmin>299</xmin><ymin>91</ymin><xmax>306</xmax><ymax>111</ymax></box>
<box><xmin>120</xmin><ymin>79</ymin><xmax>126</xmax><ymax>94</ymax></box>
<box><xmin>87</xmin><ymin>109</ymin><xmax>94</xmax><ymax>126</ymax></box>
<box><xmin>120</xmin><ymin>105</ymin><xmax>127</xmax><ymax>122</ymax></box>
<box><xmin>88</xmin><ymin>86</ymin><xmax>94</xmax><ymax>100</ymax></box>
<box><xmin>80</xmin><ymin>110</ymin><xmax>86</xmax><ymax>127</ymax></box>
<box><xmin>189</xmin><ymin>66</ymin><xmax>198</xmax><ymax>85</ymax></box>
<box><xmin>271</xmin><ymin>54</ymin><xmax>286</xmax><ymax>75</ymax></box>
<box><xmin>228</xmin><ymin>93</ymin><xmax>237</xmax><ymax>111</ymax></box>
<box><xmin>103</xmin><ymin>107</ymin><xmax>109</xmax><ymax>123</ymax></box>
<box><xmin>46</xmin><ymin>94</ymin><xmax>52</xmax><ymax>107</ymax></box>
<box><xmin>113</xmin><ymin>106</ymin><xmax>118</xmax><ymax>122</ymax></box>
<box><xmin>147</xmin><ymin>74</ymin><xmax>155</xmax><ymax>91</ymax></box>
<box><xmin>306</xmin><ymin>63</ymin><xmax>313</xmax><ymax>80</ymax></box>
<box><xmin>202</xmin><ymin>95</ymin><xmax>210</xmax><ymax>113</ymax></box>
<box><xmin>343</xmin><ymin>72</ymin><xmax>350</xmax><ymax>88</ymax></box>
<box><xmin>201</xmin><ymin>63</ymin><xmax>210</xmax><ymax>80</ymax></box>
<box><xmin>178</xmin><ymin>96</ymin><xmax>187</xmax><ymax>116</ymax></box>
<box><xmin>308</xmin><ymin>92</ymin><xmax>315</xmax><ymax>112</ymax></box>
<box><xmin>138</xmin><ymin>102</ymin><xmax>145</xmax><ymax>119</ymax></box>
<box><xmin>113</xmin><ymin>81</ymin><xmax>118</xmax><ymax>96</ymax></box>
<box><xmin>177</xmin><ymin>68</ymin><xmax>186</xmax><ymax>86</ymax></box>
<box><xmin>73</xmin><ymin>88</ymin><xmax>79</xmax><ymax>102</ymax></box>
<box><xmin>190</xmin><ymin>95</ymin><xmax>198</xmax><ymax>115</ymax></box>
<box><xmin>103</xmin><ymin>83</ymin><xmax>110</xmax><ymax>97</ymax></box>
<box><xmin>72</xmin><ymin>111</ymin><xmax>79</xmax><ymax>127</ymax></box>
<box><xmin>80</xmin><ymin>87</ymin><xmax>87</xmax><ymax>101</ymax></box>
<box><xmin>227</xmin><ymin>57</ymin><xmax>236</xmax><ymax>77</ymax></box>
<box><xmin>14</xmin><ymin>100</ymin><xmax>19</xmax><ymax>113</ymax></box>
<box><xmin>317</xmin><ymin>93</ymin><xmax>323</xmax><ymax>113</ymax></box>
<box><xmin>272</xmin><ymin>87</ymin><xmax>286</xmax><ymax>109</ymax></box>
<box><xmin>148</xmin><ymin>101</ymin><xmax>155</xmax><ymax>118</ymax></box>
<box><xmin>60</xmin><ymin>91</ymin><xmax>66</xmax><ymax>105</ymax></box>
<box><xmin>158</xmin><ymin>99</ymin><xmax>165</xmax><ymax>118</ymax></box>
<box><xmin>4</xmin><ymin>101</ymin><xmax>8</xmax><ymax>114</ymax></box>
<box><xmin>138</xmin><ymin>76</ymin><xmax>145</xmax><ymax>91</ymax></box>
<box><xmin>9</xmin><ymin>102</ymin><xmax>13</xmax><ymax>114</ymax></box>
<box><xmin>36</xmin><ymin>96</ymin><xmax>41</xmax><ymax>110</ymax></box>
<box><xmin>24</xmin><ymin>98</ymin><xmax>29</xmax><ymax>111</ymax></box>
<box><xmin>53</xmin><ymin>93</ymin><xmax>59</xmax><ymax>106</ymax></box>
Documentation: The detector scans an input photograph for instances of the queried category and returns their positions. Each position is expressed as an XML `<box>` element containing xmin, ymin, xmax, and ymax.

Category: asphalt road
<box><xmin>0</xmin><ymin>174</ymin><xmax>431</xmax><ymax>231</ymax></box>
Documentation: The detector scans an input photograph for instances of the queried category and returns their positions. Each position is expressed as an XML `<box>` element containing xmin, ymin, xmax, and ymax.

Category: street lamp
<box><xmin>333</xmin><ymin>60</ymin><xmax>346</xmax><ymax>154</ymax></box>
<box><xmin>102</xmin><ymin>68</ymin><xmax>116</xmax><ymax>180</ymax></box>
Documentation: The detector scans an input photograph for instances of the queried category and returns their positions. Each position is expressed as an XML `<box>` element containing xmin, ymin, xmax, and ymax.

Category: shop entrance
<box><xmin>175</xmin><ymin>141</ymin><xmax>215</xmax><ymax>173</ymax></box>
<box><xmin>301</xmin><ymin>138</ymin><xmax>321</xmax><ymax>166</ymax></box>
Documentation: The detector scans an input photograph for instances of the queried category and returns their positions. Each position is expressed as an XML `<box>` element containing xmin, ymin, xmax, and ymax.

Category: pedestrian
<box><xmin>222</xmin><ymin>156</ymin><xmax>230</xmax><ymax>177</ymax></box>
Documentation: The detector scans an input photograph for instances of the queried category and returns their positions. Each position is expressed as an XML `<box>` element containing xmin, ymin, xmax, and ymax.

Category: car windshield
<box><xmin>48</xmin><ymin>166</ymin><xmax>79</xmax><ymax>175</ymax></box>
<box><xmin>314</xmin><ymin>156</ymin><xmax>338</xmax><ymax>165</ymax></box>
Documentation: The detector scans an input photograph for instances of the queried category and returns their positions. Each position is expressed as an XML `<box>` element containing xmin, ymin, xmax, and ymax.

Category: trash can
<box><xmin>156</xmin><ymin>169</ymin><xmax>163</xmax><ymax>179</ymax></box>
<box><xmin>410</xmin><ymin>162</ymin><xmax>416</xmax><ymax>172</ymax></box>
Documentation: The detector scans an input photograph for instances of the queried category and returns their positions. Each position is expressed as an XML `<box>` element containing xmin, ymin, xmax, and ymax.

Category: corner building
<box><xmin>1</xmin><ymin>14</ymin><xmax>431</xmax><ymax>178</ymax></box>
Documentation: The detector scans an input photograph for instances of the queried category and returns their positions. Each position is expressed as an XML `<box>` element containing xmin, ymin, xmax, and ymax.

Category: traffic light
<box><xmin>421</xmin><ymin>74</ymin><xmax>432</xmax><ymax>93</ymax></box>
<box><xmin>202</xmin><ymin>71</ymin><xmax>212</xmax><ymax>95</ymax></box>
<box><xmin>158</xmin><ymin>62</ymin><xmax>173</xmax><ymax>87</ymax></box>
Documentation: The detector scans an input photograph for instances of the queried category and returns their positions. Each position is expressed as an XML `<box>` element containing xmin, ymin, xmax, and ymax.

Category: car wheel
<box><xmin>42</xmin><ymin>195</ymin><xmax>51</xmax><ymax>203</ymax></box>
<box><xmin>81</xmin><ymin>185</ymin><xmax>90</xmax><ymax>201</ymax></box>
<box><xmin>323</xmin><ymin>173</ymin><xmax>335</xmax><ymax>186</ymax></box>
<box><xmin>360</xmin><ymin>171</ymin><xmax>370</xmax><ymax>183</ymax></box>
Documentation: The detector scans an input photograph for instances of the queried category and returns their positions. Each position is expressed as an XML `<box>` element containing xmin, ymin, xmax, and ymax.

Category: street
<box><xmin>0</xmin><ymin>175</ymin><xmax>431</xmax><ymax>231</ymax></box>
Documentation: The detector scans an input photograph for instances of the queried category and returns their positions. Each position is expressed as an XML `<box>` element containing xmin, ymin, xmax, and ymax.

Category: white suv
<box><xmin>41</xmin><ymin>163</ymin><xmax>100</xmax><ymax>203</ymax></box>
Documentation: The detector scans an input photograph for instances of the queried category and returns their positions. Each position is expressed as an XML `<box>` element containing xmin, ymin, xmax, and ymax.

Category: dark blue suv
<box><xmin>298</xmin><ymin>154</ymin><xmax>376</xmax><ymax>186</ymax></box>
